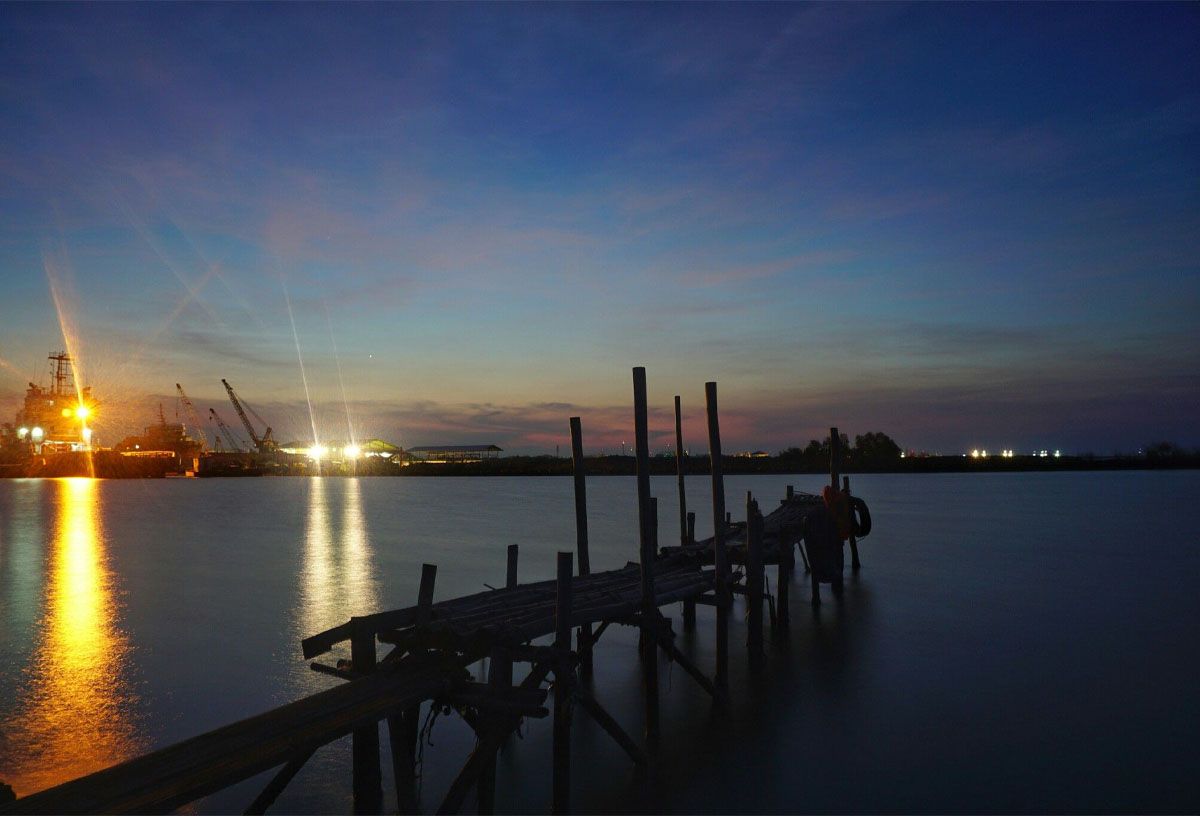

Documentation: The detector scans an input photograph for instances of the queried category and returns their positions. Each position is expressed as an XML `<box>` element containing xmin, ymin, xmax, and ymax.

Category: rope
<box><xmin>414</xmin><ymin>701</ymin><xmax>442</xmax><ymax>800</ymax></box>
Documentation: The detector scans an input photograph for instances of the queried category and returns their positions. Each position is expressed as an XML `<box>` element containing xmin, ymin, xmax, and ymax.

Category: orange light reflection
<box><xmin>0</xmin><ymin>478</ymin><xmax>140</xmax><ymax>795</ymax></box>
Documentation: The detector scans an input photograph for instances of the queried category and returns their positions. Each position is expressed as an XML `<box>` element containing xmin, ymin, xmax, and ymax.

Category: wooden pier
<box><xmin>1</xmin><ymin>368</ymin><xmax>872</xmax><ymax>815</ymax></box>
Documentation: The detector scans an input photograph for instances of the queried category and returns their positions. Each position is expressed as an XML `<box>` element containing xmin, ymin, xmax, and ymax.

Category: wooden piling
<box><xmin>397</xmin><ymin>563</ymin><xmax>438</xmax><ymax>812</ymax></box>
<box><xmin>829</xmin><ymin>426</ymin><xmax>841</xmax><ymax>490</ymax></box>
<box><xmin>844</xmin><ymin>475</ymin><xmax>861</xmax><ymax>570</ymax></box>
<box><xmin>632</xmin><ymin>367</ymin><xmax>660</xmax><ymax>740</ymax></box>
<box><xmin>786</xmin><ymin>485</ymin><xmax>794</xmax><ymax>501</ymax></box>
<box><xmin>825</xmin><ymin>427</ymin><xmax>845</xmax><ymax>598</ymax></box>
<box><xmin>417</xmin><ymin>564</ymin><xmax>437</xmax><ymax>625</ymax></box>
<box><xmin>387</xmin><ymin>711</ymin><xmax>418</xmax><ymax>814</ymax></box>
<box><xmin>351</xmin><ymin>620</ymin><xmax>382</xmax><ymax>814</ymax></box>
<box><xmin>682</xmin><ymin>515</ymin><xmax>697</xmax><ymax>630</ymax></box>
<box><xmin>479</xmin><ymin>548</ymin><xmax>519</xmax><ymax>815</ymax></box>
<box><xmin>674</xmin><ymin>396</ymin><xmax>687</xmax><ymax>546</ymax></box>
<box><xmin>705</xmin><ymin>381</ymin><xmax>730</xmax><ymax>695</ymax></box>
<box><xmin>506</xmin><ymin>544</ymin><xmax>518</xmax><ymax>590</ymax></box>
<box><xmin>552</xmin><ymin>551</ymin><xmax>574</xmax><ymax>815</ymax></box>
<box><xmin>569</xmin><ymin>417</ymin><xmax>594</xmax><ymax>678</ymax></box>
<box><xmin>745</xmin><ymin>494</ymin><xmax>764</xmax><ymax>659</ymax></box>
<box><xmin>776</xmin><ymin>504</ymin><xmax>792</xmax><ymax>632</ymax></box>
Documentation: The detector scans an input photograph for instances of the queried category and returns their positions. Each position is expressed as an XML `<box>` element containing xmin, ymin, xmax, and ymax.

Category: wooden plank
<box><xmin>6</xmin><ymin>659</ymin><xmax>466</xmax><ymax>815</ymax></box>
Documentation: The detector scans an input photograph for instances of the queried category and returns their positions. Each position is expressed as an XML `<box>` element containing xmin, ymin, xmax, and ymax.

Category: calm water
<box><xmin>0</xmin><ymin>473</ymin><xmax>1197</xmax><ymax>813</ymax></box>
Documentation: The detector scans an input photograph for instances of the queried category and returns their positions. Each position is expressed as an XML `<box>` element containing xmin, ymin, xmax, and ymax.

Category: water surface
<box><xmin>1</xmin><ymin>473</ymin><xmax>1196</xmax><ymax>812</ymax></box>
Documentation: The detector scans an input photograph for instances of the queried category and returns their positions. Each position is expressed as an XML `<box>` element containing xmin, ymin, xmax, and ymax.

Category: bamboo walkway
<box><xmin>1</xmin><ymin>368</ymin><xmax>872</xmax><ymax>816</ymax></box>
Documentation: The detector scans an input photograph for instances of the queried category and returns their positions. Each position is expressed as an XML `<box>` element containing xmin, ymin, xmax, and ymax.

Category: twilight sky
<box><xmin>1</xmin><ymin>3</ymin><xmax>1197</xmax><ymax>455</ymax></box>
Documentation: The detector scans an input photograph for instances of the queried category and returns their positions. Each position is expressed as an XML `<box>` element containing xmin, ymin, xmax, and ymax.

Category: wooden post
<box><xmin>844</xmin><ymin>475</ymin><xmax>861</xmax><ymax>570</ymax></box>
<box><xmin>506</xmin><ymin>544</ymin><xmax>518</xmax><ymax>590</ymax></box>
<box><xmin>351</xmin><ymin>620</ymin><xmax>382</xmax><ymax>814</ymax></box>
<box><xmin>682</xmin><ymin>515</ymin><xmax>696</xmax><ymax>630</ymax></box>
<box><xmin>705</xmin><ymin>381</ymin><xmax>730</xmax><ymax>696</ymax></box>
<box><xmin>674</xmin><ymin>396</ymin><xmax>687</xmax><ymax>546</ymax></box>
<box><xmin>387</xmin><ymin>711</ymin><xmax>418</xmax><ymax>814</ymax></box>
<box><xmin>632</xmin><ymin>367</ymin><xmax>659</xmax><ymax>740</ymax></box>
<box><xmin>569</xmin><ymin>417</ymin><xmax>594</xmax><ymax>678</ymax></box>
<box><xmin>776</xmin><ymin>522</ymin><xmax>791</xmax><ymax>631</ymax></box>
<box><xmin>786</xmin><ymin>485</ymin><xmax>794</xmax><ymax>501</ymax></box>
<box><xmin>746</xmin><ymin>494</ymin><xmax>764</xmax><ymax>659</ymax></box>
<box><xmin>829</xmin><ymin>426</ymin><xmax>841</xmax><ymax>490</ymax></box>
<box><xmin>417</xmin><ymin>563</ymin><xmax>437</xmax><ymax>625</ymax></box>
<box><xmin>552</xmin><ymin>551</ymin><xmax>574</xmax><ymax>815</ymax></box>
<box><xmin>396</xmin><ymin>562</ymin><xmax>437</xmax><ymax>811</ymax></box>
<box><xmin>477</xmin><ymin>643</ymin><xmax>513</xmax><ymax>816</ymax></box>
<box><xmin>479</xmin><ymin>546</ymin><xmax>518</xmax><ymax>815</ymax></box>
<box><xmin>650</xmin><ymin>496</ymin><xmax>659</xmax><ymax>552</ymax></box>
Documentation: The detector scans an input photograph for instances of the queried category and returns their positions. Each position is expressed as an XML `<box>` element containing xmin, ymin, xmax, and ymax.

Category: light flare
<box><xmin>282</xmin><ymin>274</ymin><xmax>321</xmax><ymax>453</ymax></box>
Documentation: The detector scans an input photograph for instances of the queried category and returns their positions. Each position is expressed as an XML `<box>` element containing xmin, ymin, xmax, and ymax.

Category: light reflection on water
<box><xmin>297</xmin><ymin>478</ymin><xmax>378</xmax><ymax>670</ymax></box>
<box><xmin>0</xmin><ymin>478</ymin><xmax>141</xmax><ymax>795</ymax></box>
<box><xmin>0</xmin><ymin>473</ymin><xmax>1196</xmax><ymax>813</ymax></box>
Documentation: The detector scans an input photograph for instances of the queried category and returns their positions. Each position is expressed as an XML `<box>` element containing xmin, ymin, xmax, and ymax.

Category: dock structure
<box><xmin>2</xmin><ymin>368</ymin><xmax>871</xmax><ymax>816</ymax></box>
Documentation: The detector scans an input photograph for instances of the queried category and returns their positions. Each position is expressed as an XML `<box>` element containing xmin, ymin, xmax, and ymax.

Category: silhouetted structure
<box><xmin>5</xmin><ymin>369</ymin><xmax>872</xmax><ymax>816</ymax></box>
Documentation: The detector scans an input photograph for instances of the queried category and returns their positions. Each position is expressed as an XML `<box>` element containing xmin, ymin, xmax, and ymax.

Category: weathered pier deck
<box><xmin>1</xmin><ymin>369</ymin><xmax>872</xmax><ymax>816</ymax></box>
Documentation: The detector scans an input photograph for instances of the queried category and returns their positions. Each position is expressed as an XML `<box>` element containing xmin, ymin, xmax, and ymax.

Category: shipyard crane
<box><xmin>221</xmin><ymin>379</ymin><xmax>276</xmax><ymax>453</ymax></box>
<box><xmin>208</xmin><ymin>407</ymin><xmax>245</xmax><ymax>452</ymax></box>
<box><xmin>175</xmin><ymin>383</ymin><xmax>209</xmax><ymax>451</ymax></box>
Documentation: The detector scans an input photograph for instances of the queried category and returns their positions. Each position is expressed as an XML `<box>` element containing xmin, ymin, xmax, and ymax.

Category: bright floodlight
<box><xmin>17</xmin><ymin>427</ymin><xmax>29</xmax><ymax>439</ymax></box>
<box><xmin>31</xmin><ymin>427</ymin><xmax>44</xmax><ymax>440</ymax></box>
<box><xmin>344</xmin><ymin>444</ymin><xmax>362</xmax><ymax>460</ymax></box>
<box><xmin>308</xmin><ymin>444</ymin><xmax>328</xmax><ymax>461</ymax></box>
<box><xmin>75</xmin><ymin>405</ymin><xmax>91</xmax><ymax>420</ymax></box>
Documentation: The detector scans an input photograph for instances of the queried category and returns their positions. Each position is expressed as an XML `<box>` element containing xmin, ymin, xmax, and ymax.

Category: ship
<box><xmin>7</xmin><ymin>351</ymin><xmax>97</xmax><ymax>453</ymax></box>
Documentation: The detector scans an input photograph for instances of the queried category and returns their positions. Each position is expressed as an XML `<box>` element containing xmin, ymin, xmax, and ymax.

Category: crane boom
<box><xmin>176</xmin><ymin>383</ymin><xmax>209</xmax><ymax>451</ymax></box>
<box><xmin>208</xmin><ymin>407</ymin><xmax>244</xmax><ymax>452</ymax></box>
<box><xmin>221</xmin><ymin>378</ymin><xmax>275</xmax><ymax>452</ymax></box>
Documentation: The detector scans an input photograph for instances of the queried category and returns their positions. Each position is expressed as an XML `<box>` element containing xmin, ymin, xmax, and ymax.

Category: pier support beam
<box><xmin>844</xmin><ymin>475</ymin><xmax>861</xmax><ymax>570</ymax></box>
<box><xmin>706</xmin><ymin>381</ymin><xmax>731</xmax><ymax>699</ymax></box>
<box><xmin>828</xmin><ymin>428</ymin><xmax>845</xmax><ymax>595</ymax></box>
<box><xmin>746</xmin><ymin>494</ymin><xmax>764</xmax><ymax>661</ymax></box>
<box><xmin>676</xmin><ymin>396</ymin><xmax>697</xmax><ymax>633</ymax></box>
<box><xmin>351</xmin><ymin>621</ymin><xmax>382</xmax><ymax>815</ymax></box>
<box><xmin>387</xmin><ymin>710</ymin><xmax>419</xmax><ymax>815</ymax></box>
<box><xmin>632</xmin><ymin>367</ymin><xmax>660</xmax><ymax>741</ymax></box>
<box><xmin>569</xmin><ymin>417</ymin><xmax>594</xmax><ymax>679</ymax></box>
<box><xmin>552</xmin><ymin>552</ymin><xmax>574</xmax><ymax>815</ymax></box>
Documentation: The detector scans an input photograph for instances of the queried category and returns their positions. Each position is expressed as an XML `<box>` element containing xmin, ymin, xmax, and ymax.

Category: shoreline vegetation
<box><xmin>390</xmin><ymin>452</ymin><xmax>1200</xmax><ymax>477</ymax></box>
<box><xmin>369</xmin><ymin>433</ymin><xmax>1200</xmax><ymax>476</ymax></box>
<box><xmin>1</xmin><ymin>434</ymin><xmax>1196</xmax><ymax>478</ymax></box>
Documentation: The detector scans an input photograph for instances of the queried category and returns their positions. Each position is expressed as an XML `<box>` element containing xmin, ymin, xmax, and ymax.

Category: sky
<box><xmin>1</xmin><ymin>3</ymin><xmax>1197</xmax><ymax>455</ymax></box>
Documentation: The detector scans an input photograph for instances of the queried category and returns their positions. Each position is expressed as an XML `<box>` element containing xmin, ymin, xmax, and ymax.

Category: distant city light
<box><xmin>308</xmin><ymin>444</ymin><xmax>328</xmax><ymax>461</ymax></box>
<box><xmin>31</xmin><ymin>427</ymin><xmax>44</xmax><ymax>440</ymax></box>
<box><xmin>971</xmin><ymin>449</ymin><xmax>980</xmax><ymax>458</ymax></box>
<box><xmin>344</xmin><ymin>444</ymin><xmax>362</xmax><ymax>460</ymax></box>
<box><xmin>1054</xmin><ymin>450</ymin><xmax>1061</xmax><ymax>458</ymax></box>
<box><xmin>18</xmin><ymin>427</ymin><xmax>29</xmax><ymax>439</ymax></box>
